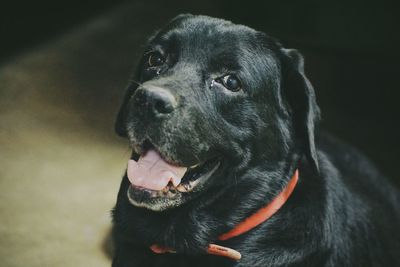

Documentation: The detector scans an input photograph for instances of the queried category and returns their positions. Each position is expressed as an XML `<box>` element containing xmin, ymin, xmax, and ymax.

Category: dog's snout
<box><xmin>133</xmin><ymin>86</ymin><xmax>177</xmax><ymax>115</ymax></box>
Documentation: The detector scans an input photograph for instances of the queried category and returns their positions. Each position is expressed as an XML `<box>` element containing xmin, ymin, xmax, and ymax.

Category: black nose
<box><xmin>133</xmin><ymin>86</ymin><xmax>176</xmax><ymax>115</ymax></box>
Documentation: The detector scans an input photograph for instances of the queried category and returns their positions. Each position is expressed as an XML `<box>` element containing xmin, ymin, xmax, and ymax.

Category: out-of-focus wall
<box><xmin>0</xmin><ymin>1</ymin><xmax>398</xmax><ymax>266</ymax></box>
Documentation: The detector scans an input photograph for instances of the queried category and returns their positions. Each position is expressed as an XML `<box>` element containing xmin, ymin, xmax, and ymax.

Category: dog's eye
<box><xmin>220</xmin><ymin>75</ymin><xmax>241</xmax><ymax>92</ymax></box>
<box><xmin>147</xmin><ymin>52</ymin><xmax>164</xmax><ymax>67</ymax></box>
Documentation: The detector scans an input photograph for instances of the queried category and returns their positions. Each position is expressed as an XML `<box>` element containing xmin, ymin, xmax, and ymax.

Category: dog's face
<box><xmin>116</xmin><ymin>15</ymin><xmax>319</xmax><ymax>211</ymax></box>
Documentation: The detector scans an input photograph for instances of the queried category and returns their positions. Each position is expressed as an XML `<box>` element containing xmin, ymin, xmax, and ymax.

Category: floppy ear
<box><xmin>280</xmin><ymin>48</ymin><xmax>320</xmax><ymax>171</ymax></box>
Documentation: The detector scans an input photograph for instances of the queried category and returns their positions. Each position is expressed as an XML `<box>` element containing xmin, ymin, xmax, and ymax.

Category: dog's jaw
<box><xmin>125</xmin><ymin>144</ymin><xmax>221</xmax><ymax>211</ymax></box>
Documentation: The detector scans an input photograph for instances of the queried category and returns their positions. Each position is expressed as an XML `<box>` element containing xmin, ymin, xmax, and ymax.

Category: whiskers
<box><xmin>129</xmin><ymin>79</ymin><xmax>142</xmax><ymax>86</ymax></box>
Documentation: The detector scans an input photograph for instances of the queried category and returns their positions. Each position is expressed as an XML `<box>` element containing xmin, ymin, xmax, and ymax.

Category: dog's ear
<box><xmin>280</xmin><ymin>48</ymin><xmax>320</xmax><ymax>171</ymax></box>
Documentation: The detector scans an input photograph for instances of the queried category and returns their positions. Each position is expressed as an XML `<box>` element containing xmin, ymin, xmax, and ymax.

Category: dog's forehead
<box><xmin>153</xmin><ymin>16</ymin><xmax>262</xmax><ymax>57</ymax></box>
<box><xmin>147</xmin><ymin>15</ymin><xmax>281</xmax><ymax>91</ymax></box>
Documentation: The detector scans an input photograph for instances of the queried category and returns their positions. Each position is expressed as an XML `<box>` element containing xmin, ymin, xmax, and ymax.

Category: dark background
<box><xmin>0</xmin><ymin>1</ymin><xmax>399</xmax><ymax>264</ymax></box>
<box><xmin>2</xmin><ymin>0</ymin><xmax>399</xmax><ymax>183</ymax></box>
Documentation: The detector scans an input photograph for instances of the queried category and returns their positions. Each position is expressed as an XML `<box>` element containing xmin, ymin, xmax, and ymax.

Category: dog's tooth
<box><xmin>177</xmin><ymin>182</ymin><xmax>194</xmax><ymax>192</ymax></box>
<box><xmin>176</xmin><ymin>184</ymin><xmax>188</xmax><ymax>192</ymax></box>
<box><xmin>189</xmin><ymin>179</ymin><xmax>200</xmax><ymax>189</ymax></box>
<box><xmin>189</xmin><ymin>163</ymin><xmax>200</xmax><ymax>170</ymax></box>
<box><xmin>162</xmin><ymin>186</ymin><xmax>169</xmax><ymax>193</ymax></box>
<box><xmin>184</xmin><ymin>183</ymin><xmax>192</xmax><ymax>191</ymax></box>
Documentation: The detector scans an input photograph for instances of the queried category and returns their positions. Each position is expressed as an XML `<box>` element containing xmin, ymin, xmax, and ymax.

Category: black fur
<box><xmin>112</xmin><ymin>15</ymin><xmax>400</xmax><ymax>266</ymax></box>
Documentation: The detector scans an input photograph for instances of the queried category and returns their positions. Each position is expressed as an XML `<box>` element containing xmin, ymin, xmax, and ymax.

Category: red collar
<box><xmin>150</xmin><ymin>169</ymin><xmax>299</xmax><ymax>261</ymax></box>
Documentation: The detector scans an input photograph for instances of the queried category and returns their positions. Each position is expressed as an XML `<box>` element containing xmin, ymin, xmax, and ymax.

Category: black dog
<box><xmin>112</xmin><ymin>15</ymin><xmax>400</xmax><ymax>266</ymax></box>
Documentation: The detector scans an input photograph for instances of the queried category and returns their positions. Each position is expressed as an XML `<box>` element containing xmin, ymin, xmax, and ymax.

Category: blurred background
<box><xmin>0</xmin><ymin>0</ymin><xmax>399</xmax><ymax>266</ymax></box>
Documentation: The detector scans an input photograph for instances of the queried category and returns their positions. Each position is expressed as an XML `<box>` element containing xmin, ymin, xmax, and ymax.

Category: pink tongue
<box><xmin>127</xmin><ymin>149</ymin><xmax>188</xmax><ymax>191</ymax></box>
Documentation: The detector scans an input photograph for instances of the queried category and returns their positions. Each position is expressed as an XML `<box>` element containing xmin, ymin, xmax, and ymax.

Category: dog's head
<box><xmin>115</xmin><ymin>15</ymin><xmax>319</xmax><ymax>211</ymax></box>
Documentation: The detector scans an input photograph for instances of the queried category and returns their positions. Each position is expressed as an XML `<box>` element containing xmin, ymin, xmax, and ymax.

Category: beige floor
<box><xmin>1</xmin><ymin>2</ymin><xmax>399</xmax><ymax>267</ymax></box>
<box><xmin>0</xmin><ymin>2</ymin><xmax>217</xmax><ymax>266</ymax></box>
<box><xmin>0</xmin><ymin>3</ymin><xmax>184</xmax><ymax>266</ymax></box>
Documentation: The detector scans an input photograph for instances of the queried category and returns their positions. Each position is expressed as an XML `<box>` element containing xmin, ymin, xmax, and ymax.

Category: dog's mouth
<box><xmin>126</xmin><ymin>140</ymin><xmax>220</xmax><ymax>209</ymax></box>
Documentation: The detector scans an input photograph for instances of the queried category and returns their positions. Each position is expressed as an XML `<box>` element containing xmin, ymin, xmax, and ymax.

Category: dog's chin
<box><xmin>126</xmin><ymin>142</ymin><xmax>220</xmax><ymax>211</ymax></box>
<box><xmin>127</xmin><ymin>185</ymin><xmax>184</xmax><ymax>211</ymax></box>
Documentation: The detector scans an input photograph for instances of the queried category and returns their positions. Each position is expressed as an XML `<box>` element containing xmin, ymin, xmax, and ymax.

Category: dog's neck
<box><xmin>114</xmin><ymin>153</ymin><xmax>306</xmax><ymax>266</ymax></box>
<box><xmin>149</xmin><ymin>169</ymin><xmax>299</xmax><ymax>261</ymax></box>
